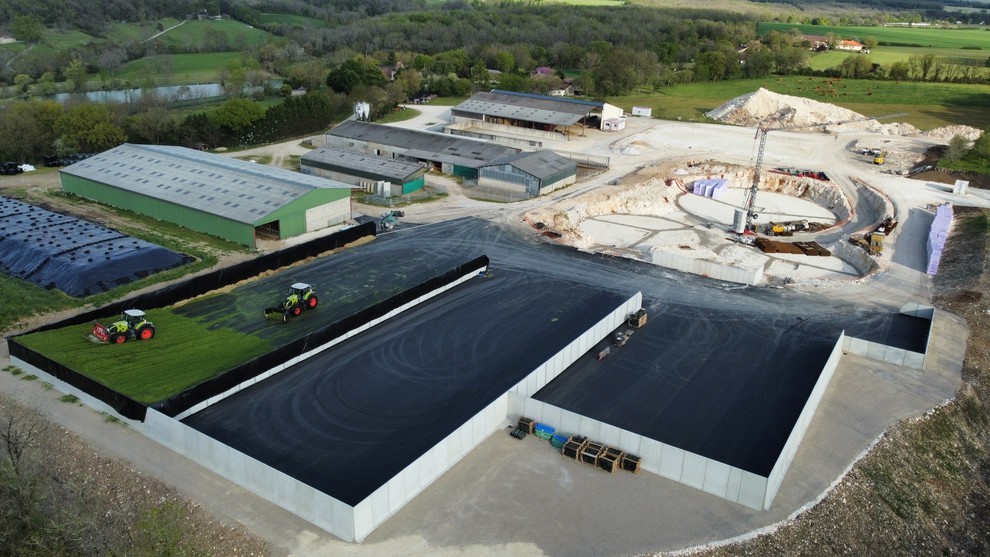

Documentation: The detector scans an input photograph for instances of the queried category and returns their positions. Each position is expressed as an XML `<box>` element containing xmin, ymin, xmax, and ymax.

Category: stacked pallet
<box><xmin>562</xmin><ymin>436</ymin><xmax>588</xmax><ymax>459</ymax></box>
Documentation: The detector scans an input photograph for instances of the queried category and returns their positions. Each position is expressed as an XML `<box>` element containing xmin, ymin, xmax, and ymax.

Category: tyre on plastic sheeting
<box><xmin>308</xmin><ymin>295</ymin><xmax>318</xmax><ymax>308</ymax></box>
<box><xmin>291</xmin><ymin>304</ymin><xmax>302</xmax><ymax>316</ymax></box>
<box><xmin>113</xmin><ymin>334</ymin><xmax>126</xmax><ymax>344</ymax></box>
<box><xmin>138</xmin><ymin>325</ymin><xmax>155</xmax><ymax>340</ymax></box>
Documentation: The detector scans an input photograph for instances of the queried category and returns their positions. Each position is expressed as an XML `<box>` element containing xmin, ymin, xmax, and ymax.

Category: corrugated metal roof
<box><xmin>452</xmin><ymin>91</ymin><xmax>598</xmax><ymax>126</ymax></box>
<box><xmin>483</xmin><ymin>150</ymin><xmax>577</xmax><ymax>180</ymax></box>
<box><xmin>301</xmin><ymin>147</ymin><xmax>424</xmax><ymax>181</ymax></box>
<box><xmin>327</xmin><ymin>120</ymin><xmax>517</xmax><ymax>168</ymax></box>
<box><xmin>61</xmin><ymin>144</ymin><xmax>353</xmax><ymax>224</ymax></box>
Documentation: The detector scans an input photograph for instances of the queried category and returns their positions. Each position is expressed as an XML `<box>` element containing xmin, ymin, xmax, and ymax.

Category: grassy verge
<box><xmin>939</xmin><ymin>148</ymin><xmax>990</xmax><ymax>175</ymax></box>
<box><xmin>377</xmin><ymin>107</ymin><xmax>420</xmax><ymax>124</ymax></box>
<box><xmin>15</xmin><ymin>309</ymin><xmax>271</xmax><ymax>404</ymax></box>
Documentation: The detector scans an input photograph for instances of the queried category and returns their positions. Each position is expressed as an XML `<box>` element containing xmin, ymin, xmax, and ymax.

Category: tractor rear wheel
<box><xmin>308</xmin><ymin>295</ymin><xmax>318</xmax><ymax>308</ymax></box>
<box><xmin>138</xmin><ymin>325</ymin><xmax>155</xmax><ymax>340</ymax></box>
<box><xmin>113</xmin><ymin>334</ymin><xmax>126</xmax><ymax>344</ymax></box>
<box><xmin>291</xmin><ymin>304</ymin><xmax>302</xmax><ymax>317</ymax></box>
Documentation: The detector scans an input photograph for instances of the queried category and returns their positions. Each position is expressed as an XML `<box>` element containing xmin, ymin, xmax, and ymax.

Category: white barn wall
<box><xmin>305</xmin><ymin>197</ymin><xmax>351</xmax><ymax>231</ymax></box>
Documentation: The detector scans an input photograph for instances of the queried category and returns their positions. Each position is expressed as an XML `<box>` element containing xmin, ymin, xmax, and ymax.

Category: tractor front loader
<box><xmin>264</xmin><ymin>282</ymin><xmax>318</xmax><ymax>322</ymax></box>
<box><xmin>93</xmin><ymin>309</ymin><xmax>156</xmax><ymax>344</ymax></box>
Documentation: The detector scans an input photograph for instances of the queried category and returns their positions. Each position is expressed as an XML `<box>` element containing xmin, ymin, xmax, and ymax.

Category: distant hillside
<box><xmin>0</xmin><ymin>0</ymin><xmax>201</xmax><ymax>34</ymax></box>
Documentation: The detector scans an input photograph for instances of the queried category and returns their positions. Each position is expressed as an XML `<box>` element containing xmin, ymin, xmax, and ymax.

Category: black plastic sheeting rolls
<box><xmin>0</xmin><ymin>196</ymin><xmax>192</xmax><ymax>297</ymax></box>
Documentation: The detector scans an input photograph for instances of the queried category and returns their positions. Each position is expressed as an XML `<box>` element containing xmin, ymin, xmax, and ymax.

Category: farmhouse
<box><xmin>324</xmin><ymin>119</ymin><xmax>518</xmax><ymax>179</ymax></box>
<box><xmin>478</xmin><ymin>150</ymin><xmax>577</xmax><ymax>198</ymax></box>
<box><xmin>60</xmin><ymin>143</ymin><xmax>354</xmax><ymax>247</ymax></box>
<box><xmin>836</xmin><ymin>39</ymin><xmax>864</xmax><ymax>51</ymax></box>
<box><xmin>300</xmin><ymin>146</ymin><xmax>427</xmax><ymax>197</ymax></box>
<box><xmin>450</xmin><ymin>89</ymin><xmax>624</xmax><ymax>138</ymax></box>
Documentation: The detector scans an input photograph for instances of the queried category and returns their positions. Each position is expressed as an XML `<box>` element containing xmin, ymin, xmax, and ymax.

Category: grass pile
<box><xmin>15</xmin><ymin>309</ymin><xmax>271</xmax><ymax>404</ymax></box>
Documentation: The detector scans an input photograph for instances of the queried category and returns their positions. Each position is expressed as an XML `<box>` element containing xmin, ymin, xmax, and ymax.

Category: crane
<box><xmin>741</xmin><ymin>111</ymin><xmax>907</xmax><ymax>233</ymax></box>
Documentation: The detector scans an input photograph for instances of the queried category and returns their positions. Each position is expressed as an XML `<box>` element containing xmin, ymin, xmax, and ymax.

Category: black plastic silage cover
<box><xmin>152</xmin><ymin>254</ymin><xmax>490</xmax><ymax>418</ymax></box>
<box><xmin>6</xmin><ymin>222</ymin><xmax>380</xmax><ymax>421</ymax></box>
<box><xmin>0</xmin><ymin>197</ymin><xmax>192</xmax><ymax>296</ymax></box>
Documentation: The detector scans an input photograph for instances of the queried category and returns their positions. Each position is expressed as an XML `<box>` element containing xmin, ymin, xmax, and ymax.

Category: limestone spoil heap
<box><xmin>706</xmin><ymin>88</ymin><xmax>915</xmax><ymax>135</ymax></box>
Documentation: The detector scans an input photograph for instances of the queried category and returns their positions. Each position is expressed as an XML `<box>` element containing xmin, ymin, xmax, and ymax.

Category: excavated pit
<box><xmin>525</xmin><ymin>162</ymin><xmax>864</xmax><ymax>285</ymax></box>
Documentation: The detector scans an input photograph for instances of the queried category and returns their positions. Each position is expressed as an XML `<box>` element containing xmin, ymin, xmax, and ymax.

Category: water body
<box><xmin>47</xmin><ymin>81</ymin><xmax>281</xmax><ymax>104</ymax></box>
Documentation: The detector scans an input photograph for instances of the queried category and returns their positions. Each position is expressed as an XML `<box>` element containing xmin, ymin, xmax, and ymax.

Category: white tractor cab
<box><xmin>264</xmin><ymin>282</ymin><xmax>319</xmax><ymax>321</ymax></box>
<box><xmin>93</xmin><ymin>309</ymin><xmax>155</xmax><ymax>344</ymax></box>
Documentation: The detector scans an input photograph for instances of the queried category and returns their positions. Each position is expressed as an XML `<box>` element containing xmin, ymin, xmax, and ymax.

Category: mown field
<box><xmin>758</xmin><ymin>22</ymin><xmax>990</xmax><ymax>49</ymax></box>
<box><xmin>611</xmin><ymin>77</ymin><xmax>990</xmax><ymax>130</ymax></box>
<box><xmin>118</xmin><ymin>52</ymin><xmax>246</xmax><ymax>85</ymax></box>
<box><xmin>805</xmin><ymin>48</ymin><xmax>990</xmax><ymax>72</ymax></box>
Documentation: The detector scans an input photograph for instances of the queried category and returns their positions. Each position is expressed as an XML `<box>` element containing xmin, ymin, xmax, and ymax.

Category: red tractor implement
<box><xmin>93</xmin><ymin>309</ymin><xmax>155</xmax><ymax>344</ymax></box>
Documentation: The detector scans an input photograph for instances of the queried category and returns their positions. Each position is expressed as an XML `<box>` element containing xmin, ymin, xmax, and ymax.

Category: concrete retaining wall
<box><xmin>510</xmin><ymin>397</ymin><xmax>769</xmax><ymax>510</ymax></box>
<box><xmin>764</xmin><ymin>332</ymin><xmax>846</xmax><ymax>508</ymax></box>
<box><xmin>136</xmin><ymin>291</ymin><xmax>643</xmax><ymax>542</ymax></box>
<box><xmin>828</xmin><ymin>238</ymin><xmax>878</xmax><ymax>276</ymax></box>
<box><xmin>842</xmin><ymin>304</ymin><xmax>933</xmax><ymax>370</ymax></box>
<box><xmin>173</xmin><ymin>263</ymin><xmax>488</xmax><ymax>420</ymax></box>
<box><xmin>510</xmin><ymin>293</ymin><xmax>643</xmax><ymax>398</ymax></box>
<box><xmin>650</xmin><ymin>250</ymin><xmax>763</xmax><ymax>286</ymax></box>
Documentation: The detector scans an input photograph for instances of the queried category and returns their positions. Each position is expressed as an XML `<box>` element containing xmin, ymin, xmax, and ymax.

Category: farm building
<box><xmin>60</xmin><ymin>144</ymin><xmax>354</xmax><ymax>247</ymax></box>
<box><xmin>300</xmin><ymin>147</ymin><xmax>426</xmax><ymax>196</ymax></box>
<box><xmin>450</xmin><ymin>90</ymin><xmax>623</xmax><ymax>138</ymax></box>
<box><xmin>478</xmin><ymin>151</ymin><xmax>577</xmax><ymax>198</ymax></box>
<box><xmin>324</xmin><ymin>120</ymin><xmax>517</xmax><ymax>180</ymax></box>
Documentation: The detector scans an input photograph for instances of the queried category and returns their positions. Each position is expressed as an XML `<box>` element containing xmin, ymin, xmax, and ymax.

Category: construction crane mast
<box><xmin>742</xmin><ymin>112</ymin><xmax>907</xmax><ymax>233</ymax></box>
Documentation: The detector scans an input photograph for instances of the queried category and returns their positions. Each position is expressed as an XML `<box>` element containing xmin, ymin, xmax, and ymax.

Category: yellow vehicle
<box><xmin>873</xmin><ymin>150</ymin><xmax>886</xmax><ymax>165</ymax></box>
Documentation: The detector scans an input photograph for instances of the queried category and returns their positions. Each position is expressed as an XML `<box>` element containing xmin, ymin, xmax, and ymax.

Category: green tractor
<box><xmin>264</xmin><ymin>282</ymin><xmax>318</xmax><ymax>322</ymax></box>
<box><xmin>93</xmin><ymin>309</ymin><xmax>156</xmax><ymax>344</ymax></box>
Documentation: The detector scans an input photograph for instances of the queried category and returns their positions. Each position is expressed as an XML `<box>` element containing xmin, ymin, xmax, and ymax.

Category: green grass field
<box><xmin>15</xmin><ymin>309</ymin><xmax>272</xmax><ymax>404</ymax></box>
<box><xmin>104</xmin><ymin>18</ymin><xmax>182</xmax><ymax>43</ymax></box>
<box><xmin>119</xmin><ymin>52</ymin><xmax>245</xmax><ymax>84</ymax></box>
<box><xmin>758</xmin><ymin>22</ymin><xmax>990</xmax><ymax>49</ymax></box>
<box><xmin>258</xmin><ymin>13</ymin><xmax>325</xmax><ymax>27</ymax></box>
<box><xmin>806</xmin><ymin>49</ymin><xmax>990</xmax><ymax>72</ymax></box>
<box><xmin>611</xmin><ymin>77</ymin><xmax>990</xmax><ymax>130</ymax></box>
<box><xmin>146</xmin><ymin>19</ymin><xmax>270</xmax><ymax>50</ymax></box>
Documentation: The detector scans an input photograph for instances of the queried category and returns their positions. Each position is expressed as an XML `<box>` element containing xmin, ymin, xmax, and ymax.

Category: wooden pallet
<box><xmin>621</xmin><ymin>454</ymin><xmax>641</xmax><ymax>474</ymax></box>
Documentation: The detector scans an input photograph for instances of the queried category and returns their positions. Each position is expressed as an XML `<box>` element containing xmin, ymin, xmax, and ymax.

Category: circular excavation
<box><xmin>525</xmin><ymin>161</ymin><xmax>863</xmax><ymax>286</ymax></box>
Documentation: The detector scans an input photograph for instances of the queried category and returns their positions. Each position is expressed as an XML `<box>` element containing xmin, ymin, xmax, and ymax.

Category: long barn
<box><xmin>60</xmin><ymin>144</ymin><xmax>354</xmax><ymax>247</ymax></box>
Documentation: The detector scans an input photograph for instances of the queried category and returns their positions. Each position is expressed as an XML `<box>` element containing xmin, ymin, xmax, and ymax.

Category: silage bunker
<box><xmin>0</xmin><ymin>196</ymin><xmax>192</xmax><ymax>296</ymax></box>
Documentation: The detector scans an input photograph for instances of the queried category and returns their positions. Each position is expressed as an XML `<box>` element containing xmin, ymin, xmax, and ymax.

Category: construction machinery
<box><xmin>850</xmin><ymin>216</ymin><xmax>898</xmax><ymax>256</ymax></box>
<box><xmin>873</xmin><ymin>150</ymin><xmax>887</xmax><ymax>165</ymax></box>
<box><xmin>742</xmin><ymin>112</ymin><xmax>906</xmax><ymax>234</ymax></box>
<box><xmin>93</xmin><ymin>309</ymin><xmax>155</xmax><ymax>344</ymax></box>
<box><xmin>264</xmin><ymin>282</ymin><xmax>318</xmax><ymax>322</ymax></box>
<box><xmin>379</xmin><ymin>210</ymin><xmax>404</xmax><ymax>232</ymax></box>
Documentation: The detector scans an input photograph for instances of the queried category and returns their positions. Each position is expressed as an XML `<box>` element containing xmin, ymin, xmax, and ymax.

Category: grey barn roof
<box><xmin>301</xmin><ymin>147</ymin><xmax>425</xmax><ymax>182</ymax></box>
<box><xmin>327</xmin><ymin>120</ymin><xmax>517</xmax><ymax>169</ymax></box>
<box><xmin>452</xmin><ymin>90</ymin><xmax>598</xmax><ymax>126</ymax></box>
<box><xmin>61</xmin><ymin>144</ymin><xmax>352</xmax><ymax>225</ymax></box>
<box><xmin>483</xmin><ymin>150</ymin><xmax>577</xmax><ymax>180</ymax></box>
